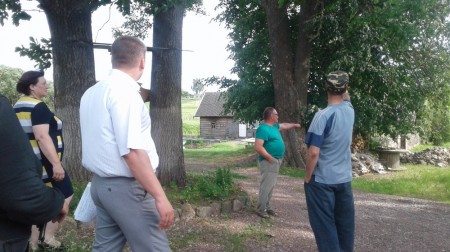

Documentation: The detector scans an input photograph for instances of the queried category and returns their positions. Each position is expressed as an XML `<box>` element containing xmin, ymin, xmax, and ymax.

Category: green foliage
<box><xmin>113</xmin><ymin>1</ymin><xmax>153</xmax><ymax>40</ymax></box>
<box><xmin>211</xmin><ymin>1</ymin><xmax>274</xmax><ymax>123</ymax></box>
<box><xmin>419</xmin><ymin>96</ymin><xmax>450</xmax><ymax>145</ymax></box>
<box><xmin>353</xmin><ymin>164</ymin><xmax>450</xmax><ymax>204</ymax></box>
<box><xmin>0</xmin><ymin>65</ymin><xmax>23</xmax><ymax>103</ymax></box>
<box><xmin>216</xmin><ymin>0</ymin><xmax>450</xmax><ymax>140</ymax></box>
<box><xmin>0</xmin><ymin>65</ymin><xmax>55</xmax><ymax>109</ymax></box>
<box><xmin>181</xmin><ymin>90</ymin><xmax>193</xmax><ymax>98</ymax></box>
<box><xmin>0</xmin><ymin>1</ymin><xmax>31</xmax><ymax>26</ymax></box>
<box><xmin>167</xmin><ymin>168</ymin><xmax>239</xmax><ymax>204</ymax></box>
<box><xmin>191</xmin><ymin>78</ymin><xmax>204</xmax><ymax>96</ymax></box>
<box><xmin>197</xmin><ymin>168</ymin><xmax>236</xmax><ymax>200</ymax></box>
<box><xmin>15</xmin><ymin>37</ymin><xmax>52</xmax><ymax>70</ymax></box>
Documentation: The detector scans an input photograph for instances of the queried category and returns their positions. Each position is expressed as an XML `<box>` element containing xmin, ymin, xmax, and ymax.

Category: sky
<box><xmin>0</xmin><ymin>0</ymin><xmax>234</xmax><ymax>93</ymax></box>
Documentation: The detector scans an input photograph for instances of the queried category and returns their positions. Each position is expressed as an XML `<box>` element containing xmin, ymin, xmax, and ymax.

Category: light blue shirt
<box><xmin>305</xmin><ymin>101</ymin><xmax>354</xmax><ymax>184</ymax></box>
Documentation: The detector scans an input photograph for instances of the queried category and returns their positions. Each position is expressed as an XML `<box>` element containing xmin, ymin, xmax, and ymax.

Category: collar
<box><xmin>109</xmin><ymin>69</ymin><xmax>141</xmax><ymax>92</ymax></box>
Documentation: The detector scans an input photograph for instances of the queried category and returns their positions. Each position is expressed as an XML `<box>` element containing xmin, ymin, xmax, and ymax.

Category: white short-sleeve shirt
<box><xmin>80</xmin><ymin>69</ymin><xmax>159</xmax><ymax>177</ymax></box>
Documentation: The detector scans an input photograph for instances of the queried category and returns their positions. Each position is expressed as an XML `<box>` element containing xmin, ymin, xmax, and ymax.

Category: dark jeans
<box><xmin>0</xmin><ymin>237</ymin><xmax>29</xmax><ymax>252</ymax></box>
<box><xmin>304</xmin><ymin>176</ymin><xmax>355</xmax><ymax>252</ymax></box>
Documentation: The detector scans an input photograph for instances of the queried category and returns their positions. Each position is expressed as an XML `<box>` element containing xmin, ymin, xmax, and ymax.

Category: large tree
<box><xmin>1</xmin><ymin>0</ymin><xmax>200</xmax><ymax>186</ymax></box>
<box><xmin>214</xmin><ymin>0</ymin><xmax>450</xmax><ymax>166</ymax></box>
<box><xmin>0</xmin><ymin>0</ymin><xmax>107</xmax><ymax>182</ymax></box>
<box><xmin>115</xmin><ymin>0</ymin><xmax>201</xmax><ymax>187</ymax></box>
<box><xmin>150</xmin><ymin>0</ymin><xmax>187</xmax><ymax>187</ymax></box>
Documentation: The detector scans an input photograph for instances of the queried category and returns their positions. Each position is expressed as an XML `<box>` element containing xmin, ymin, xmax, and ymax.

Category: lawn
<box><xmin>352</xmin><ymin>164</ymin><xmax>450</xmax><ymax>204</ymax></box>
<box><xmin>184</xmin><ymin>141</ymin><xmax>255</xmax><ymax>164</ymax></box>
<box><xmin>181</xmin><ymin>98</ymin><xmax>200</xmax><ymax>137</ymax></box>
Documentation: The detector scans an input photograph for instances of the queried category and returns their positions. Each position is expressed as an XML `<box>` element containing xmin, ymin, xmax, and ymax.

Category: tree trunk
<box><xmin>38</xmin><ymin>0</ymin><xmax>96</xmax><ymax>183</ymax></box>
<box><xmin>293</xmin><ymin>0</ymin><xmax>322</xmax><ymax>166</ymax></box>
<box><xmin>262</xmin><ymin>0</ymin><xmax>305</xmax><ymax>168</ymax></box>
<box><xmin>150</xmin><ymin>1</ymin><xmax>187</xmax><ymax>187</ymax></box>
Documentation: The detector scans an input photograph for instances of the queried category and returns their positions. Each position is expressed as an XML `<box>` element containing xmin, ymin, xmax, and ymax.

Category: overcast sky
<box><xmin>0</xmin><ymin>0</ymin><xmax>233</xmax><ymax>93</ymax></box>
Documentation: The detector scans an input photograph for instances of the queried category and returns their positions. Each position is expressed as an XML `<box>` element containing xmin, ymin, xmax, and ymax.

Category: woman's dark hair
<box><xmin>16</xmin><ymin>70</ymin><xmax>45</xmax><ymax>95</ymax></box>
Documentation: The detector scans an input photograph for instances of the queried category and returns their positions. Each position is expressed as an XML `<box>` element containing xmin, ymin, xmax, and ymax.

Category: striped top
<box><xmin>13</xmin><ymin>97</ymin><xmax>64</xmax><ymax>181</ymax></box>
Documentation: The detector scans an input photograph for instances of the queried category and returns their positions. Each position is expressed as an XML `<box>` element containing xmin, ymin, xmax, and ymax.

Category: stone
<box><xmin>181</xmin><ymin>203</ymin><xmax>196</xmax><ymax>220</ymax></box>
<box><xmin>221</xmin><ymin>200</ymin><xmax>233</xmax><ymax>215</ymax></box>
<box><xmin>196</xmin><ymin>206</ymin><xmax>213</xmax><ymax>218</ymax></box>
<box><xmin>236</xmin><ymin>194</ymin><xmax>249</xmax><ymax>206</ymax></box>
<box><xmin>210</xmin><ymin>202</ymin><xmax>221</xmax><ymax>216</ymax></box>
<box><xmin>400</xmin><ymin>147</ymin><xmax>450</xmax><ymax>167</ymax></box>
<box><xmin>233</xmin><ymin>199</ymin><xmax>243</xmax><ymax>211</ymax></box>
<box><xmin>174</xmin><ymin>208</ymin><xmax>181</xmax><ymax>221</ymax></box>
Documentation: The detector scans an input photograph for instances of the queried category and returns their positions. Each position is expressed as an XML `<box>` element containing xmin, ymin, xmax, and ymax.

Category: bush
<box><xmin>196</xmin><ymin>168</ymin><xmax>235</xmax><ymax>200</ymax></box>
<box><xmin>168</xmin><ymin>168</ymin><xmax>239</xmax><ymax>205</ymax></box>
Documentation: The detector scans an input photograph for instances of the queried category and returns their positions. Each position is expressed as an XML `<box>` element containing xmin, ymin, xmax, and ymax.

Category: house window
<box><xmin>211</xmin><ymin>122</ymin><xmax>216</xmax><ymax>128</ymax></box>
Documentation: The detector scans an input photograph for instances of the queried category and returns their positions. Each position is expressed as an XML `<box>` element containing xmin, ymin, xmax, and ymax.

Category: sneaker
<box><xmin>266</xmin><ymin>209</ymin><xmax>278</xmax><ymax>216</ymax></box>
<box><xmin>256</xmin><ymin>211</ymin><xmax>270</xmax><ymax>219</ymax></box>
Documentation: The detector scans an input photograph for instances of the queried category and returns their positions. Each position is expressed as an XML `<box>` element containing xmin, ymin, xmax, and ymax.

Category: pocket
<box><xmin>131</xmin><ymin>180</ymin><xmax>147</xmax><ymax>201</ymax></box>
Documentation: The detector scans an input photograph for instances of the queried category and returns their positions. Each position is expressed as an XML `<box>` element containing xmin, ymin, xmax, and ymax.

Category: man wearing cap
<box><xmin>304</xmin><ymin>71</ymin><xmax>355</xmax><ymax>252</ymax></box>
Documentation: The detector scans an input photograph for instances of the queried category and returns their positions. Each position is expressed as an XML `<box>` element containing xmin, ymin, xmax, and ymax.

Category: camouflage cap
<box><xmin>326</xmin><ymin>71</ymin><xmax>349</xmax><ymax>90</ymax></box>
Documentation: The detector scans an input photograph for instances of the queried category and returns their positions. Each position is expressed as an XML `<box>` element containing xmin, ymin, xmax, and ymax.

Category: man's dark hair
<box><xmin>111</xmin><ymin>36</ymin><xmax>146</xmax><ymax>68</ymax></box>
<box><xmin>16</xmin><ymin>70</ymin><xmax>45</xmax><ymax>96</ymax></box>
<box><xmin>263</xmin><ymin>107</ymin><xmax>275</xmax><ymax>120</ymax></box>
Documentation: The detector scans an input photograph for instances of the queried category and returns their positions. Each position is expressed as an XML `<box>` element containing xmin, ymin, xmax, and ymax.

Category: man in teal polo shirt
<box><xmin>255</xmin><ymin>107</ymin><xmax>300</xmax><ymax>218</ymax></box>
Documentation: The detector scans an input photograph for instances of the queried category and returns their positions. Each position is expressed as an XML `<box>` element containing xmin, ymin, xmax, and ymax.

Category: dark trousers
<box><xmin>304</xmin><ymin>176</ymin><xmax>355</xmax><ymax>252</ymax></box>
<box><xmin>0</xmin><ymin>237</ymin><xmax>29</xmax><ymax>252</ymax></box>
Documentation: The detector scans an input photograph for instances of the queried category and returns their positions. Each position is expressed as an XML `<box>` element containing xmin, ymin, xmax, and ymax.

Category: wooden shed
<box><xmin>194</xmin><ymin>92</ymin><xmax>240</xmax><ymax>138</ymax></box>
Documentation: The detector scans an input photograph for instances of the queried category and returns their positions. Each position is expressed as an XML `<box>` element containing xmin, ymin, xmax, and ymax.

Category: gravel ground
<box><xmin>169</xmin><ymin>167</ymin><xmax>450</xmax><ymax>252</ymax></box>
<box><xmin>63</xmin><ymin>165</ymin><xmax>450</xmax><ymax>251</ymax></box>
<box><xmin>240</xmin><ymin>167</ymin><xmax>450</xmax><ymax>252</ymax></box>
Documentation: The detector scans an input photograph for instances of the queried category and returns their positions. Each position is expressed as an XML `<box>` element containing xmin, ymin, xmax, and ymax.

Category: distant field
<box><xmin>182</xmin><ymin>98</ymin><xmax>200</xmax><ymax>136</ymax></box>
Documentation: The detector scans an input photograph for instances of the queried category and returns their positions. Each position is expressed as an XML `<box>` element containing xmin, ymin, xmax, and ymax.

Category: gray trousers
<box><xmin>91</xmin><ymin>175</ymin><xmax>171</xmax><ymax>252</ymax></box>
<box><xmin>257</xmin><ymin>159</ymin><xmax>282</xmax><ymax>213</ymax></box>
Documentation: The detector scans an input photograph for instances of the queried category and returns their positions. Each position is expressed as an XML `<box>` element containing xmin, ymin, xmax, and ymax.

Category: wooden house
<box><xmin>194</xmin><ymin>92</ymin><xmax>242</xmax><ymax>138</ymax></box>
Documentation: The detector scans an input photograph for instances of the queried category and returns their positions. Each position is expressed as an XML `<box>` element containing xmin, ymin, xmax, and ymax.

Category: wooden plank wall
<box><xmin>200</xmin><ymin>117</ymin><xmax>239</xmax><ymax>138</ymax></box>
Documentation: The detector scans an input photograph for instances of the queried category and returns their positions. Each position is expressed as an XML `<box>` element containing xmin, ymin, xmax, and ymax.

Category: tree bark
<box><xmin>261</xmin><ymin>0</ymin><xmax>305</xmax><ymax>168</ymax></box>
<box><xmin>151</xmin><ymin>0</ymin><xmax>187</xmax><ymax>187</ymax></box>
<box><xmin>38</xmin><ymin>0</ymin><xmax>96</xmax><ymax>183</ymax></box>
<box><xmin>293</xmin><ymin>0</ymin><xmax>322</xmax><ymax>166</ymax></box>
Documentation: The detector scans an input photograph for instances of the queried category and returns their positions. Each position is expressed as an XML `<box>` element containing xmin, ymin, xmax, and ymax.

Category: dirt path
<box><xmin>233</xmin><ymin>167</ymin><xmax>450</xmax><ymax>252</ymax></box>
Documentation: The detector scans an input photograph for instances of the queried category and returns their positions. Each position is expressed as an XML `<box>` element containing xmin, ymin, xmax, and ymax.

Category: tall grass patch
<box><xmin>353</xmin><ymin>164</ymin><xmax>450</xmax><ymax>203</ymax></box>
<box><xmin>167</xmin><ymin>168</ymin><xmax>244</xmax><ymax>205</ymax></box>
<box><xmin>182</xmin><ymin>98</ymin><xmax>200</xmax><ymax>136</ymax></box>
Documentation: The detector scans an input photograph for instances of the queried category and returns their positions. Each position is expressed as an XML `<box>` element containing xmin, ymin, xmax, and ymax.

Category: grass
<box><xmin>184</xmin><ymin>141</ymin><xmax>255</xmax><ymax>163</ymax></box>
<box><xmin>182</xmin><ymin>98</ymin><xmax>200</xmax><ymax>137</ymax></box>
<box><xmin>353</xmin><ymin>164</ymin><xmax>450</xmax><ymax>204</ymax></box>
<box><xmin>166</xmin><ymin>168</ymin><xmax>244</xmax><ymax>206</ymax></box>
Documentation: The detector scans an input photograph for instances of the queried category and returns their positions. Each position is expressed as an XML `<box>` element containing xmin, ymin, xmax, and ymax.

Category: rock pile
<box><xmin>400</xmin><ymin>147</ymin><xmax>450</xmax><ymax>167</ymax></box>
<box><xmin>351</xmin><ymin>152</ymin><xmax>387</xmax><ymax>177</ymax></box>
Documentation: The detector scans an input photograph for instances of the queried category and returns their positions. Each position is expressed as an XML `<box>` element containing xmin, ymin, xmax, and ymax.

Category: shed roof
<box><xmin>194</xmin><ymin>92</ymin><xmax>232</xmax><ymax>117</ymax></box>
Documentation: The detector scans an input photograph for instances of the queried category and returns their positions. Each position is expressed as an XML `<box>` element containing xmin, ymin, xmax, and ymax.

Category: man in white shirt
<box><xmin>80</xmin><ymin>36</ymin><xmax>174</xmax><ymax>252</ymax></box>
